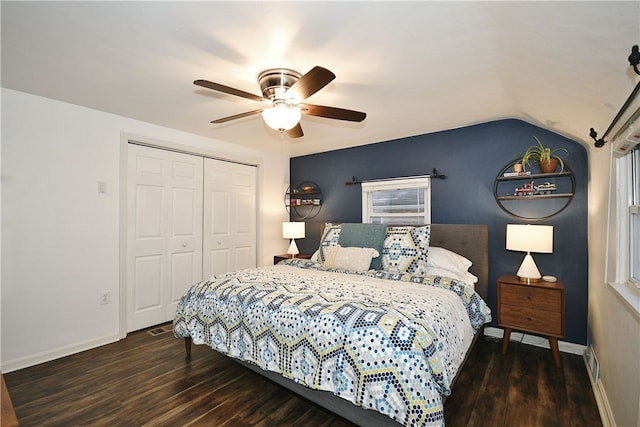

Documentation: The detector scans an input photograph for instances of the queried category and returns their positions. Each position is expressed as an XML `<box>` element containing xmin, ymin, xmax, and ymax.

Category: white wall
<box><xmin>0</xmin><ymin>88</ymin><xmax>290</xmax><ymax>372</ymax></box>
<box><xmin>588</xmin><ymin>144</ymin><xmax>640</xmax><ymax>427</ymax></box>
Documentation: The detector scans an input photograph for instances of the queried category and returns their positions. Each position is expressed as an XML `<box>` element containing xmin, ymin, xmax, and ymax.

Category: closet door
<box><xmin>126</xmin><ymin>144</ymin><xmax>203</xmax><ymax>332</ymax></box>
<box><xmin>203</xmin><ymin>158</ymin><xmax>257</xmax><ymax>278</ymax></box>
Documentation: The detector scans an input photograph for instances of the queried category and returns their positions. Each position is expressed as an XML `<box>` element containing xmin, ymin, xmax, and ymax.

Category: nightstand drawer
<box><xmin>500</xmin><ymin>304</ymin><xmax>563</xmax><ymax>336</ymax></box>
<box><xmin>499</xmin><ymin>283</ymin><xmax>562</xmax><ymax>312</ymax></box>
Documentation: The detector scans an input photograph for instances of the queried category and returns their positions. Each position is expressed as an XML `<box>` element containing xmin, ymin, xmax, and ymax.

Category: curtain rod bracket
<box><xmin>630</xmin><ymin>45</ymin><xmax>640</xmax><ymax>76</ymax></box>
<box><xmin>589</xmin><ymin>128</ymin><xmax>606</xmax><ymax>148</ymax></box>
<box><xmin>431</xmin><ymin>168</ymin><xmax>447</xmax><ymax>179</ymax></box>
<box><xmin>345</xmin><ymin>176</ymin><xmax>362</xmax><ymax>185</ymax></box>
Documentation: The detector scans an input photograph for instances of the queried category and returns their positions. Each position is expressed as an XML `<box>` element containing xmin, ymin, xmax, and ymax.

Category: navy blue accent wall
<box><xmin>290</xmin><ymin>119</ymin><xmax>588</xmax><ymax>345</ymax></box>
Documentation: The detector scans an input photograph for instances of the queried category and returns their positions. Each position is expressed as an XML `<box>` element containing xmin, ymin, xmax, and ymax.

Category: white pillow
<box><xmin>323</xmin><ymin>245</ymin><xmax>380</xmax><ymax>272</ymax></box>
<box><xmin>425</xmin><ymin>266</ymin><xmax>477</xmax><ymax>287</ymax></box>
<box><xmin>426</xmin><ymin>247</ymin><xmax>473</xmax><ymax>275</ymax></box>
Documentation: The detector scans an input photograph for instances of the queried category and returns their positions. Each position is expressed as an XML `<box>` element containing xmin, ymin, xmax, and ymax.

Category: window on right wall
<box><xmin>628</xmin><ymin>147</ymin><xmax>639</xmax><ymax>283</ymax></box>
<box><xmin>607</xmin><ymin>137</ymin><xmax>640</xmax><ymax>314</ymax></box>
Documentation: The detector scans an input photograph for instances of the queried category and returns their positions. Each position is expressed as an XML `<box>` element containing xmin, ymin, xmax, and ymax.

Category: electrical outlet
<box><xmin>100</xmin><ymin>290</ymin><xmax>110</xmax><ymax>305</ymax></box>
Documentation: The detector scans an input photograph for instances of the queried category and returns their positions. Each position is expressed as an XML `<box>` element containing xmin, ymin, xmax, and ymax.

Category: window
<box><xmin>607</xmin><ymin>136</ymin><xmax>640</xmax><ymax>314</ymax></box>
<box><xmin>629</xmin><ymin>147</ymin><xmax>640</xmax><ymax>284</ymax></box>
<box><xmin>361</xmin><ymin>176</ymin><xmax>431</xmax><ymax>224</ymax></box>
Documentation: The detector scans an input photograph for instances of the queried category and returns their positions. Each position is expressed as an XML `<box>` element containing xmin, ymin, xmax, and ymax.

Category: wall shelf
<box><xmin>285</xmin><ymin>180</ymin><xmax>322</xmax><ymax>220</ymax></box>
<box><xmin>493</xmin><ymin>161</ymin><xmax>576</xmax><ymax>220</ymax></box>
<box><xmin>496</xmin><ymin>193</ymin><xmax>573</xmax><ymax>201</ymax></box>
<box><xmin>495</xmin><ymin>171</ymin><xmax>573</xmax><ymax>181</ymax></box>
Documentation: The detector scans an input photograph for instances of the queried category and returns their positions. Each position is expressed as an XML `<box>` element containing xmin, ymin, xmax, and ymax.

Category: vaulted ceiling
<box><xmin>2</xmin><ymin>1</ymin><xmax>639</xmax><ymax>157</ymax></box>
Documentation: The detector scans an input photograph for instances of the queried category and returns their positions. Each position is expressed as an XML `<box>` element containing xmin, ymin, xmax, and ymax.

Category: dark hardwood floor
<box><xmin>4</xmin><ymin>324</ymin><xmax>602</xmax><ymax>426</ymax></box>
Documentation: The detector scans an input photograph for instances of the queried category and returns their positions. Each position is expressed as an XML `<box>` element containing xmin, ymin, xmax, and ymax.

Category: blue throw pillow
<box><xmin>338</xmin><ymin>223</ymin><xmax>388</xmax><ymax>269</ymax></box>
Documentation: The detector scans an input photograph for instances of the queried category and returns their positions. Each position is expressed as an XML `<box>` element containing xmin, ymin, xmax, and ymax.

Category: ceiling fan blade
<box><xmin>210</xmin><ymin>109</ymin><xmax>263</xmax><ymax>124</ymax></box>
<box><xmin>286</xmin><ymin>123</ymin><xmax>304</xmax><ymax>138</ymax></box>
<box><xmin>194</xmin><ymin>79</ymin><xmax>265</xmax><ymax>102</ymax></box>
<box><xmin>285</xmin><ymin>66</ymin><xmax>335</xmax><ymax>101</ymax></box>
<box><xmin>301</xmin><ymin>104</ymin><xmax>367</xmax><ymax>122</ymax></box>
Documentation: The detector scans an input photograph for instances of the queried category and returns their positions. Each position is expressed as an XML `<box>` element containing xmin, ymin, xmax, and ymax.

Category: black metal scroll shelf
<box><xmin>345</xmin><ymin>168</ymin><xmax>447</xmax><ymax>186</ymax></box>
<box><xmin>590</xmin><ymin>45</ymin><xmax>640</xmax><ymax>148</ymax></box>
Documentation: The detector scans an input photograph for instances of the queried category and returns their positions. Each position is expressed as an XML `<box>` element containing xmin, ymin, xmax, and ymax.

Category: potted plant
<box><xmin>521</xmin><ymin>136</ymin><xmax>568</xmax><ymax>173</ymax></box>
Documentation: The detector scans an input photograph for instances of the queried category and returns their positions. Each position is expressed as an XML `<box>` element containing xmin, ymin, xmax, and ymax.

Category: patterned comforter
<box><xmin>173</xmin><ymin>258</ymin><xmax>491</xmax><ymax>427</ymax></box>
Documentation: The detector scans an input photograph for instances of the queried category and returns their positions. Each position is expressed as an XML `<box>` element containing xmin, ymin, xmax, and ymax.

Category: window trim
<box><xmin>361</xmin><ymin>176</ymin><xmax>431</xmax><ymax>224</ymax></box>
<box><xmin>606</xmin><ymin>142</ymin><xmax>640</xmax><ymax>317</ymax></box>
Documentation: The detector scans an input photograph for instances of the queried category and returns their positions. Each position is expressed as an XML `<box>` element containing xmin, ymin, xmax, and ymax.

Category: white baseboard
<box><xmin>583</xmin><ymin>351</ymin><xmax>616</xmax><ymax>427</ymax></box>
<box><xmin>1</xmin><ymin>333</ymin><xmax>121</xmax><ymax>373</ymax></box>
<box><xmin>484</xmin><ymin>326</ymin><xmax>586</xmax><ymax>355</ymax></box>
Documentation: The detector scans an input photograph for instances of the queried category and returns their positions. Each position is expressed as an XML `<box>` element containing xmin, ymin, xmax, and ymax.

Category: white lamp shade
<box><xmin>283</xmin><ymin>221</ymin><xmax>305</xmax><ymax>257</ymax></box>
<box><xmin>506</xmin><ymin>224</ymin><xmax>553</xmax><ymax>282</ymax></box>
<box><xmin>282</xmin><ymin>222</ymin><xmax>305</xmax><ymax>239</ymax></box>
<box><xmin>262</xmin><ymin>104</ymin><xmax>301</xmax><ymax>131</ymax></box>
<box><xmin>506</xmin><ymin>224</ymin><xmax>553</xmax><ymax>253</ymax></box>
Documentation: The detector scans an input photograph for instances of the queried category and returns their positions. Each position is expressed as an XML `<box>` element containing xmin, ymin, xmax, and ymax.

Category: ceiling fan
<box><xmin>194</xmin><ymin>66</ymin><xmax>366</xmax><ymax>138</ymax></box>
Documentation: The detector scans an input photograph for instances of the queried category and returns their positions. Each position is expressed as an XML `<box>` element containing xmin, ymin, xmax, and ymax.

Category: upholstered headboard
<box><xmin>429</xmin><ymin>224</ymin><xmax>489</xmax><ymax>302</ymax></box>
<box><xmin>316</xmin><ymin>222</ymin><xmax>489</xmax><ymax>301</ymax></box>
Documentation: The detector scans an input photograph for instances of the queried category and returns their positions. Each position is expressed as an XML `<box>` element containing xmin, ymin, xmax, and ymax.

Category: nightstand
<box><xmin>497</xmin><ymin>274</ymin><xmax>565</xmax><ymax>367</ymax></box>
<box><xmin>274</xmin><ymin>253</ymin><xmax>312</xmax><ymax>265</ymax></box>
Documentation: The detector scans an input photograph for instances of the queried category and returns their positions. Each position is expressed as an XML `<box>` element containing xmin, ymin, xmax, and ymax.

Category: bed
<box><xmin>173</xmin><ymin>223</ymin><xmax>491</xmax><ymax>427</ymax></box>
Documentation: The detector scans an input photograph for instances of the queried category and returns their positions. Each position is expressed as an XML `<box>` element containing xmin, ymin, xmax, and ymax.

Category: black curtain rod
<box><xmin>344</xmin><ymin>169</ymin><xmax>446</xmax><ymax>186</ymax></box>
<box><xmin>591</xmin><ymin>45</ymin><xmax>640</xmax><ymax>148</ymax></box>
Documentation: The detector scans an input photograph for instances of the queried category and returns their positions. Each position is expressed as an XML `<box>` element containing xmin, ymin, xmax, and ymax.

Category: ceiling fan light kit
<box><xmin>194</xmin><ymin>65</ymin><xmax>366</xmax><ymax>138</ymax></box>
<box><xmin>262</xmin><ymin>102</ymin><xmax>301</xmax><ymax>131</ymax></box>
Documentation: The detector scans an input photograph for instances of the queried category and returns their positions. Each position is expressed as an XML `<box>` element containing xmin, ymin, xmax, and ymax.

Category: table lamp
<box><xmin>282</xmin><ymin>221</ymin><xmax>305</xmax><ymax>257</ymax></box>
<box><xmin>506</xmin><ymin>224</ymin><xmax>553</xmax><ymax>283</ymax></box>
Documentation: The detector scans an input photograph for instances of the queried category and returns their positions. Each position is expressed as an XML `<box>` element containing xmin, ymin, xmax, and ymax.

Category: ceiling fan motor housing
<box><xmin>258</xmin><ymin>68</ymin><xmax>301</xmax><ymax>101</ymax></box>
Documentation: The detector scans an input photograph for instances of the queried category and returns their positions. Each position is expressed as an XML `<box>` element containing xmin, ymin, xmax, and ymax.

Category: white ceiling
<box><xmin>2</xmin><ymin>1</ymin><xmax>639</xmax><ymax>157</ymax></box>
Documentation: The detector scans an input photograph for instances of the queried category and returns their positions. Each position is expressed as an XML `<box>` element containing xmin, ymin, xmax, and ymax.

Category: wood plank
<box><xmin>1</xmin><ymin>373</ymin><xmax>19</xmax><ymax>427</ymax></box>
<box><xmin>4</xmin><ymin>324</ymin><xmax>602</xmax><ymax>427</ymax></box>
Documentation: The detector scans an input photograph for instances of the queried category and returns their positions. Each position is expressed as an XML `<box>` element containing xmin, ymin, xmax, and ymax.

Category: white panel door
<box><xmin>203</xmin><ymin>158</ymin><xmax>257</xmax><ymax>277</ymax></box>
<box><xmin>126</xmin><ymin>144</ymin><xmax>203</xmax><ymax>332</ymax></box>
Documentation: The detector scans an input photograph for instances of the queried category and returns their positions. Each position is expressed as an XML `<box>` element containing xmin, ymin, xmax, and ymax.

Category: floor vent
<box><xmin>586</xmin><ymin>345</ymin><xmax>600</xmax><ymax>383</ymax></box>
<box><xmin>148</xmin><ymin>326</ymin><xmax>172</xmax><ymax>336</ymax></box>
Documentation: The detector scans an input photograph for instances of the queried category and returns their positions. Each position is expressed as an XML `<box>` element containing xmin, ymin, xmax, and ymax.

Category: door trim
<box><xmin>119</xmin><ymin>132</ymin><xmax>261</xmax><ymax>339</ymax></box>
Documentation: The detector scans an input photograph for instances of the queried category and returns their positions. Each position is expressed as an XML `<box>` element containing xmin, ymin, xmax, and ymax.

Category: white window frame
<box><xmin>361</xmin><ymin>176</ymin><xmax>431</xmax><ymax>224</ymax></box>
<box><xmin>606</xmin><ymin>140</ymin><xmax>640</xmax><ymax>316</ymax></box>
<box><xmin>628</xmin><ymin>147</ymin><xmax>640</xmax><ymax>284</ymax></box>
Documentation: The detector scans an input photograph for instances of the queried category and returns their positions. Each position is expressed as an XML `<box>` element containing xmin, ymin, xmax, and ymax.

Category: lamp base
<box><xmin>517</xmin><ymin>275</ymin><xmax>542</xmax><ymax>284</ymax></box>
<box><xmin>287</xmin><ymin>239</ymin><xmax>299</xmax><ymax>257</ymax></box>
<box><xmin>516</xmin><ymin>253</ymin><xmax>542</xmax><ymax>284</ymax></box>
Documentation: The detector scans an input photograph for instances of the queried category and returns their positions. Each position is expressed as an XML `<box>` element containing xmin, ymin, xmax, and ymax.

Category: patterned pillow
<box><xmin>317</xmin><ymin>223</ymin><xmax>342</xmax><ymax>263</ymax></box>
<box><xmin>381</xmin><ymin>225</ymin><xmax>431</xmax><ymax>275</ymax></box>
